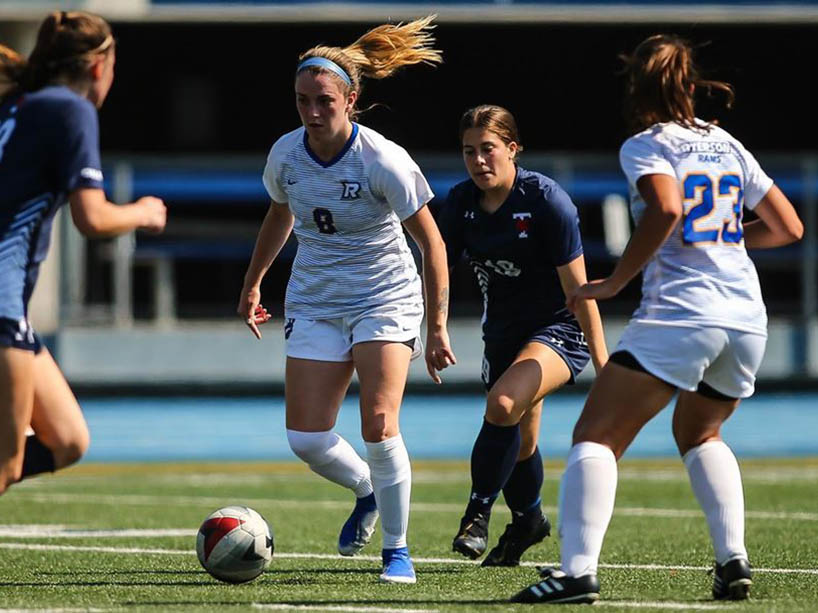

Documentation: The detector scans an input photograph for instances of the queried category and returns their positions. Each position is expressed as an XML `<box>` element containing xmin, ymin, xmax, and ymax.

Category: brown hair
<box><xmin>459</xmin><ymin>105</ymin><xmax>524</xmax><ymax>157</ymax></box>
<box><xmin>622</xmin><ymin>34</ymin><xmax>735</xmax><ymax>133</ymax></box>
<box><xmin>297</xmin><ymin>16</ymin><xmax>442</xmax><ymax>117</ymax></box>
<box><xmin>2</xmin><ymin>11</ymin><xmax>113</xmax><ymax>96</ymax></box>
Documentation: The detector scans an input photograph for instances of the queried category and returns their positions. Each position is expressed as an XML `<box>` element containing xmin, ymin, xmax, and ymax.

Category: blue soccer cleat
<box><xmin>379</xmin><ymin>546</ymin><xmax>417</xmax><ymax>584</ymax></box>
<box><xmin>338</xmin><ymin>493</ymin><xmax>378</xmax><ymax>556</ymax></box>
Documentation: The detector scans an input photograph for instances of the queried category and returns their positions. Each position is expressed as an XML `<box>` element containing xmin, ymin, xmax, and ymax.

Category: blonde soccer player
<box><xmin>237</xmin><ymin>17</ymin><xmax>455</xmax><ymax>584</ymax></box>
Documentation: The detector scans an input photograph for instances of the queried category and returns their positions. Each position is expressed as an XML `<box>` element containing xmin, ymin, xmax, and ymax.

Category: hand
<box><xmin>566</xmin><ymin>277</ymin><xmax>622</xmax><ymax>314</ymax></box>
<box><xmin>425</xmin><ymin>328</ymin><xmax>457</xmax><ymax>384</ymax></box>
<box><xmin>238</xmin><ymin>285</ymin><xmax>271</xmax><ymax>339</ymax></box>
<box><xmin>137</xmin><ymin>196</ymin><xmax>167</xmax><ymax>234</ymax></box>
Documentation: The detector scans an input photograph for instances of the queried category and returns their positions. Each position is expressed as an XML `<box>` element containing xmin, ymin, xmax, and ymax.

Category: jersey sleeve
<box><xmin>733</xmin><ymin>140</ymin><xmax>774</xmax><ymax>210</ymax></box>
<box><xmin>262</xmin><ymin>140</ymin><xmax>288</xmax><ymax>203</ymax></box>
<box><xmin>369</xmin><ymin>145</ymin><xmax>434</xmax><ymax>221</ymax></box>
<box><xmin>619</xmin><ymin>134</ymin><xmax>676</xmax><ymax>186</ymax></box>
<box><xmin>54</xmin><ymin>97</ymin><xmax>103</xmax><ymax>193</ymax></box>
<box><xmin>436</xmin><ymin>186</ymin><xmax>466</xmax><ymax>267</ymax></box>
<box><xmin>541</xmin><ymin>184</ymin><xmax>584</xmax><ymax>267</ymax></box>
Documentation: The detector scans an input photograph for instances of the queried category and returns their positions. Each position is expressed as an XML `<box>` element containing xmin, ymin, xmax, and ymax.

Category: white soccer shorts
<box><xmin>285</xmin><ymin>303</ymin><xmax>423</xmax><ymax>362</ymax></box>
<box><xmin>615</xmin><ymin>321</ymin><xmax>767</xmax><ymax>399</ymax></box>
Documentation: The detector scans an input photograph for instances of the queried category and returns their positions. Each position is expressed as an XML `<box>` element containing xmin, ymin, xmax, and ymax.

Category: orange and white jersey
<box><xmin>619</xmin><ymin>120</ymin><xmax>774</xmax><ymax>335</ymax></box>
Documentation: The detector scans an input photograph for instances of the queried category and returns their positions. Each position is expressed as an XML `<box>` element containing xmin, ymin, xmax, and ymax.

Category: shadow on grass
<box><xmin>122</xmin><ymin>598</ymin><xmax>510</xmax><ymax>607</ymax></box>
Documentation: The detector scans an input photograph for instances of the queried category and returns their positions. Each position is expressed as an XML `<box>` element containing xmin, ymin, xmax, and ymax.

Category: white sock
<box><xmin>559</xmin><ymin>442</ymin><xmax>618</xmax><ymax>577</ymax></box>
<box><xmin>683</xmin><ymin>440</ymin><xmax>747</xmax><ymax>564</ymax></box>
<box><xmin>286</xmin><ymin>429</ymin><xmax>373</xmax><ymax>498</ymax></box>
<box><xmin>365</xmin><ymin>434</ymin><xmax>411</xmax><ymax>550</ymax></box>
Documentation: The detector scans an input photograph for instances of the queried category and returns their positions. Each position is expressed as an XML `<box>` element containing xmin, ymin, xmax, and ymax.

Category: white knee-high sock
<box><xmin>559</xmin><ymin>442</ymin><xmax>618</xmax><ymax>577</ymax></box>
<box><xmin>683</xmin><ymin>440</ymin><xmax>747</xmax><ymax>564</ymax></box>
<box><xmin>286</xmin><ymin>429</ymin><xmax>373</xmax><ymax>498</ymax></box>
<box><xmin>366</xmin><ymin>434</ymin><xmax>411</xmax><ymax>550</ymax></box>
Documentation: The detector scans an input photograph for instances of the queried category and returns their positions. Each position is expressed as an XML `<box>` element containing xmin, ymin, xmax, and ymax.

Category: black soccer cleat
<box><xmin>510</xmin><ymin>567</ymin><xmax>600</xmax><ymax>604</ymax></box>
<box><xmin>452</xmin><ymin>512</ymin><xmax>489</xmax><ymax>559</ymax></box>
<box><xmin>482</xmin><ymin>512</ymin><xmax>551</xmax><ymax>567</ymax></box>
<box><xmin>712</xmin><ymin>557</ymin><xmax>752</xmax><ymax>600</ymax></box>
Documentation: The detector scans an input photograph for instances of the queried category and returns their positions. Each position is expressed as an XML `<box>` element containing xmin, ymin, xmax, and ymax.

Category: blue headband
<box><xmin>296</xmin><ymin>57</ymin><xmax>352</xmax><ymax>87</ymax></box>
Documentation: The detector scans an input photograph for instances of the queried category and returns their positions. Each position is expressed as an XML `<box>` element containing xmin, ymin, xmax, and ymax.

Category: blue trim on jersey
<box><xmin>303</xmin><ymin>122</ymin><xmax>359</xmax><ymax>169</ymax></box>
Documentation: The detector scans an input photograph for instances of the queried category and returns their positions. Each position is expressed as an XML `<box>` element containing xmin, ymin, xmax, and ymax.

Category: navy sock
<box><xmin>467</xmin><ymin>420</ymin><xmax>521</xmax><ymax>517</ymax></box>
<box><xmin>503</xmin><ymin>446</ymin><xmax>544</xmax><ymax>519</ymax></box>
<box><xmin>20</xmin><ymin>435</ymin><xmax>55</xmax><ymax>480</ymax></box>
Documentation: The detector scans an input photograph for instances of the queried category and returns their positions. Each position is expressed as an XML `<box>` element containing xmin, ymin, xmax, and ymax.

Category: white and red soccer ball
<box><xmin>196</xmin><ymin>506</ymin><xmax>274</xmax><ymax>583</ymax></box>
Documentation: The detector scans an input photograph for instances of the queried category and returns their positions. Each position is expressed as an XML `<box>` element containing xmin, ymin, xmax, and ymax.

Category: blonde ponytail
<box><xmin>297</xmin><ymin>16</ymin><xmax>442</xmax><ymax>117</ymax></box>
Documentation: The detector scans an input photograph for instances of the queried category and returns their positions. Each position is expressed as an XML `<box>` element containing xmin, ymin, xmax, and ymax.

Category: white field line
<box><xmin>7</xmin><ymin>491</ymin><xmax>818</xmax><ymax>522</ymax></box>
<box><xmin>22</xmin><ymin>466</ymin><xmax>818</xmax><ymax>487</ymax></box>
<box><xmin>252</xmin><ymin>605</ymin><xmax>437</xmax><ymax>613</ymax></box>
<box><xmin>1</xmin><ymin>542</ymin><xmax>817</xmax><ymax>576</ymax></box>
<box><xmin>0</xmin><ymin>610</ymin><xmax>113</xmax><ymax>613</ymax></box>
<box><xmin>598</xmin><ymin>601</ymin><xmax>725</xmax><ymax>610</ymax></box>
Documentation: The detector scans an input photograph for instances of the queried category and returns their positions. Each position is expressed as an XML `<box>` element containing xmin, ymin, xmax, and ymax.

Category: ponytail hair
<box><xmin>14</xmin><ymin>11</ymin><xmax>113</xmax><ymax>93</ymax></box>
<box><xmin>297</xmin><ymin>15</ymin><xmax>442</xmax><ymax>117</ymax></box>
<box><xmin>0</xmin><ymin>44</ymin><xmax>25</xmax><ymax>99</ymax></box>
<box><xmin>622</xmin><ymin>34</ymin><xmax>735</xmax><ymax>133</ymax></box>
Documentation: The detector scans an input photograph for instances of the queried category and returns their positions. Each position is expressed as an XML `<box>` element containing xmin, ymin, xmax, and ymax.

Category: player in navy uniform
<box><xmin>0</xmin><ymin>11</ymin><xmax>167</xmax><ymax>494</ymax></box>
<box><xmin>438</xmin><ymin>105</ymin><xmax>607</xmax><ymax>566</ymax></box>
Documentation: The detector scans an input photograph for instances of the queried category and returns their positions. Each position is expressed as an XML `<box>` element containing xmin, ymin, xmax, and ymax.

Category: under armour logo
<box><xmin>464</xmin><ymin>210</ymin><xmax>475</xmax><ymax>220</ymax></box>
<box><xmin>340</xmin><ymin>181</ymin><xmax>361</xmax><ymax>200</ymax></box>
<box><xmin>284</xmin><ymin>318</ymin><xmax>295</xmax><ymax>339</ymax></box>
<box><xmin>470</xmin><ymin>493</ymin><xmax>492</xmax><ymax>504</ymax></box>
<box><xmin>513</xmin><ymin>212</ymin><xmax>532</xmax><ymax>238</ymax></box>
<box><xmin>287</xmin><ymin>178</ymin><xmax>297</xmax><ymax>185</ymax></box>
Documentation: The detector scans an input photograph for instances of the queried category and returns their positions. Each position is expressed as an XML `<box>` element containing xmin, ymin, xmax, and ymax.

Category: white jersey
<box><xmin>619</xmin><ymin>120</ymin><xmax>774</xmax><ymax>335</ymax></box>
<box><xmin>263</xmin><ymin>123</ymin><xmax>432</xmax><ymax>319</ymax></box>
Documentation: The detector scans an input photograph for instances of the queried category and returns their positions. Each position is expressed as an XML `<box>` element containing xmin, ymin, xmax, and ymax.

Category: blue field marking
<box><xmin>79</xmin><ymin>393</ymin><xmax>818</xmax><ymax>462</ymax></box>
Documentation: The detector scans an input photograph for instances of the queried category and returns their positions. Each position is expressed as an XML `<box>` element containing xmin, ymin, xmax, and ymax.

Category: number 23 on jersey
<box><xmin>682</xmin><ymin>172</ymin><xmax>744</xmax><ymax>246</ymax></box>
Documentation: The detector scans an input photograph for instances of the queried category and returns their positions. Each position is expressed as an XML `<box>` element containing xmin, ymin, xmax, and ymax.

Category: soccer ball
<box><xmin>196</xmin><ymin>506</ymin><xmax>274</xmax><ymax>583</ymax></box>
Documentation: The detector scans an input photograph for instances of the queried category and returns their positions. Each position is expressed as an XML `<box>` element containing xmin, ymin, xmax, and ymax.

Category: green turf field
<box><xmin>0</xmin><ymin>458</ymin><xmax>816</xmax><ymax>612</ymax></box>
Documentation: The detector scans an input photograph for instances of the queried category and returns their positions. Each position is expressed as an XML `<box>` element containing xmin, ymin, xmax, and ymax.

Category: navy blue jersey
<box><xmin>438</xmin><ymin>167</ymin><xmax>583</xmax><ymax>341</ymax></box>
<box><xmin>0</xmin><ymin>85</ymin><xmax>104</xmax><ymax>320</ymax></box>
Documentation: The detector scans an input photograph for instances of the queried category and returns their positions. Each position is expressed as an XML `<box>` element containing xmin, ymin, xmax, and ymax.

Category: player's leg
<box><xmin>284</xmin><ymin>318</ymin><xmax>376</xmax><ymax>555</ymax></box>
<box><xmin>455</xmin><ymin>341</ymin><xmax>569</xmax><ymax>560</ymax></box>
<box><xmin>353</xmin><ymin>339</ymin><xmax>415</xmax><ymax>583</ymax></box>
<box><xmin>0</xmin><ymin>346</ymin><xmax>35</xmax><ymax>493</ymax></box>
<box><xmin>23</xmin><ymin>348</ymin><xmax>89</xmax><ymax>479</ymax></box>
<box><xmin>482</xmin><ymin>399</ymin><xmax>551</xmax><ymax>566</ymax></box>
<box><xmin>674</xmin><ymin>331</ymin><xmax>765</xmax><ymax>601</ymax></box>
<box><xmin>511</xmin><ymin>361</ymin><xmax>675</xmax><ymax>603</ymax></box>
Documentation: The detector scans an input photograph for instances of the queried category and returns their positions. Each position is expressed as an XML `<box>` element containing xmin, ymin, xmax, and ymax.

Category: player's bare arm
<box><xmin>743</xmin><ymin>185</ymin><xmax>803</xmax><ymax>248</ymax></box>
<box><xmin>403</xmin><ymin>204</ymin><xmax>457</xmax><ymax>383</ymax></box>
<box><xmin>557</xmin><ymin>255</ymin><xmax>608</xmax><ymax>373</ymax></box>
<box><xmin>238</xmin><ymin>200</ymin><xmax>293</xmax><ymax>339</ymax></box>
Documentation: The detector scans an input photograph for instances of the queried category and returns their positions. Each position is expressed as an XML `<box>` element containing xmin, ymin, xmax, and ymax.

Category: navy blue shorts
<box><xmin>482</xmin><ymin>320</ymin><xmax>590</xmax><ymax>391</ymax></box>
<box><xmin>0</xmin><ymin>317</ymin><xmax>43</xmax><ymax>353</ymax></box>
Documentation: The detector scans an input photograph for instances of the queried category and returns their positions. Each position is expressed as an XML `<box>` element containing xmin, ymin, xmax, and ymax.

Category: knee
<box><xmin>0</xmin><ymin>456</ymin><xmax>24</xmax><ymax>493</ymax></box>
<box><xmin>49</xmin><ymin>423</ymin><xmax>90</xmax><ymax>470</ymax></box>
<box><xmin>485</xmin><ymin>390</ymin><xmax>519</xmax><ymax>426</ymax></box>
<box><xmin>286</xmin><ymin>429</ymin><xmax>334</xmax><ymax>464</ymax></box>
<box><xmin>361</xmin><ymin>414</ymin><xmax>391</xmax><ymax>443</ymax></box>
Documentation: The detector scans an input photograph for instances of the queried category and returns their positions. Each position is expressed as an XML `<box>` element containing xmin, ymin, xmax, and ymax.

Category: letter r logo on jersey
<box><xmin>340</xmin><ymin>181</ymin><xmax>362</xmax><ymax>200</ymax></box>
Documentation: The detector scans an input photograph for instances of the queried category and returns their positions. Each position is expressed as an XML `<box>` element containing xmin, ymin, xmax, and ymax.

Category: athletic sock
<box><xmin>503</xmin><ymin>446</ymin><xmax>544</xmax><ymax>519</ymax></box>
<box><xmin>366</xmin><ymin>434</ymin><xmax>411</xmax><ymax>550</ymax></box>
<box><xmin>20</xmin><ymin>435</ymin><xmax>55</xmax><ymax>480</ymax></box>
<box><xmin>286</xmin><ymin>429</ymin><xmax>373</xmax><ymax>497</ymax></box>
<box><xmin>559</xmin><ymin>441</ymin><xmax>618</xmax><ymax>577</ymax></box>
<box><xmin>467</xmin><ymin>419</ymin><xmax>521</xmax><ymax>517</ymax></box>
<box><xmin>683</xmin><ymin>440</ymin><xmax>748</xmax><ymax>564</ymax></box>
